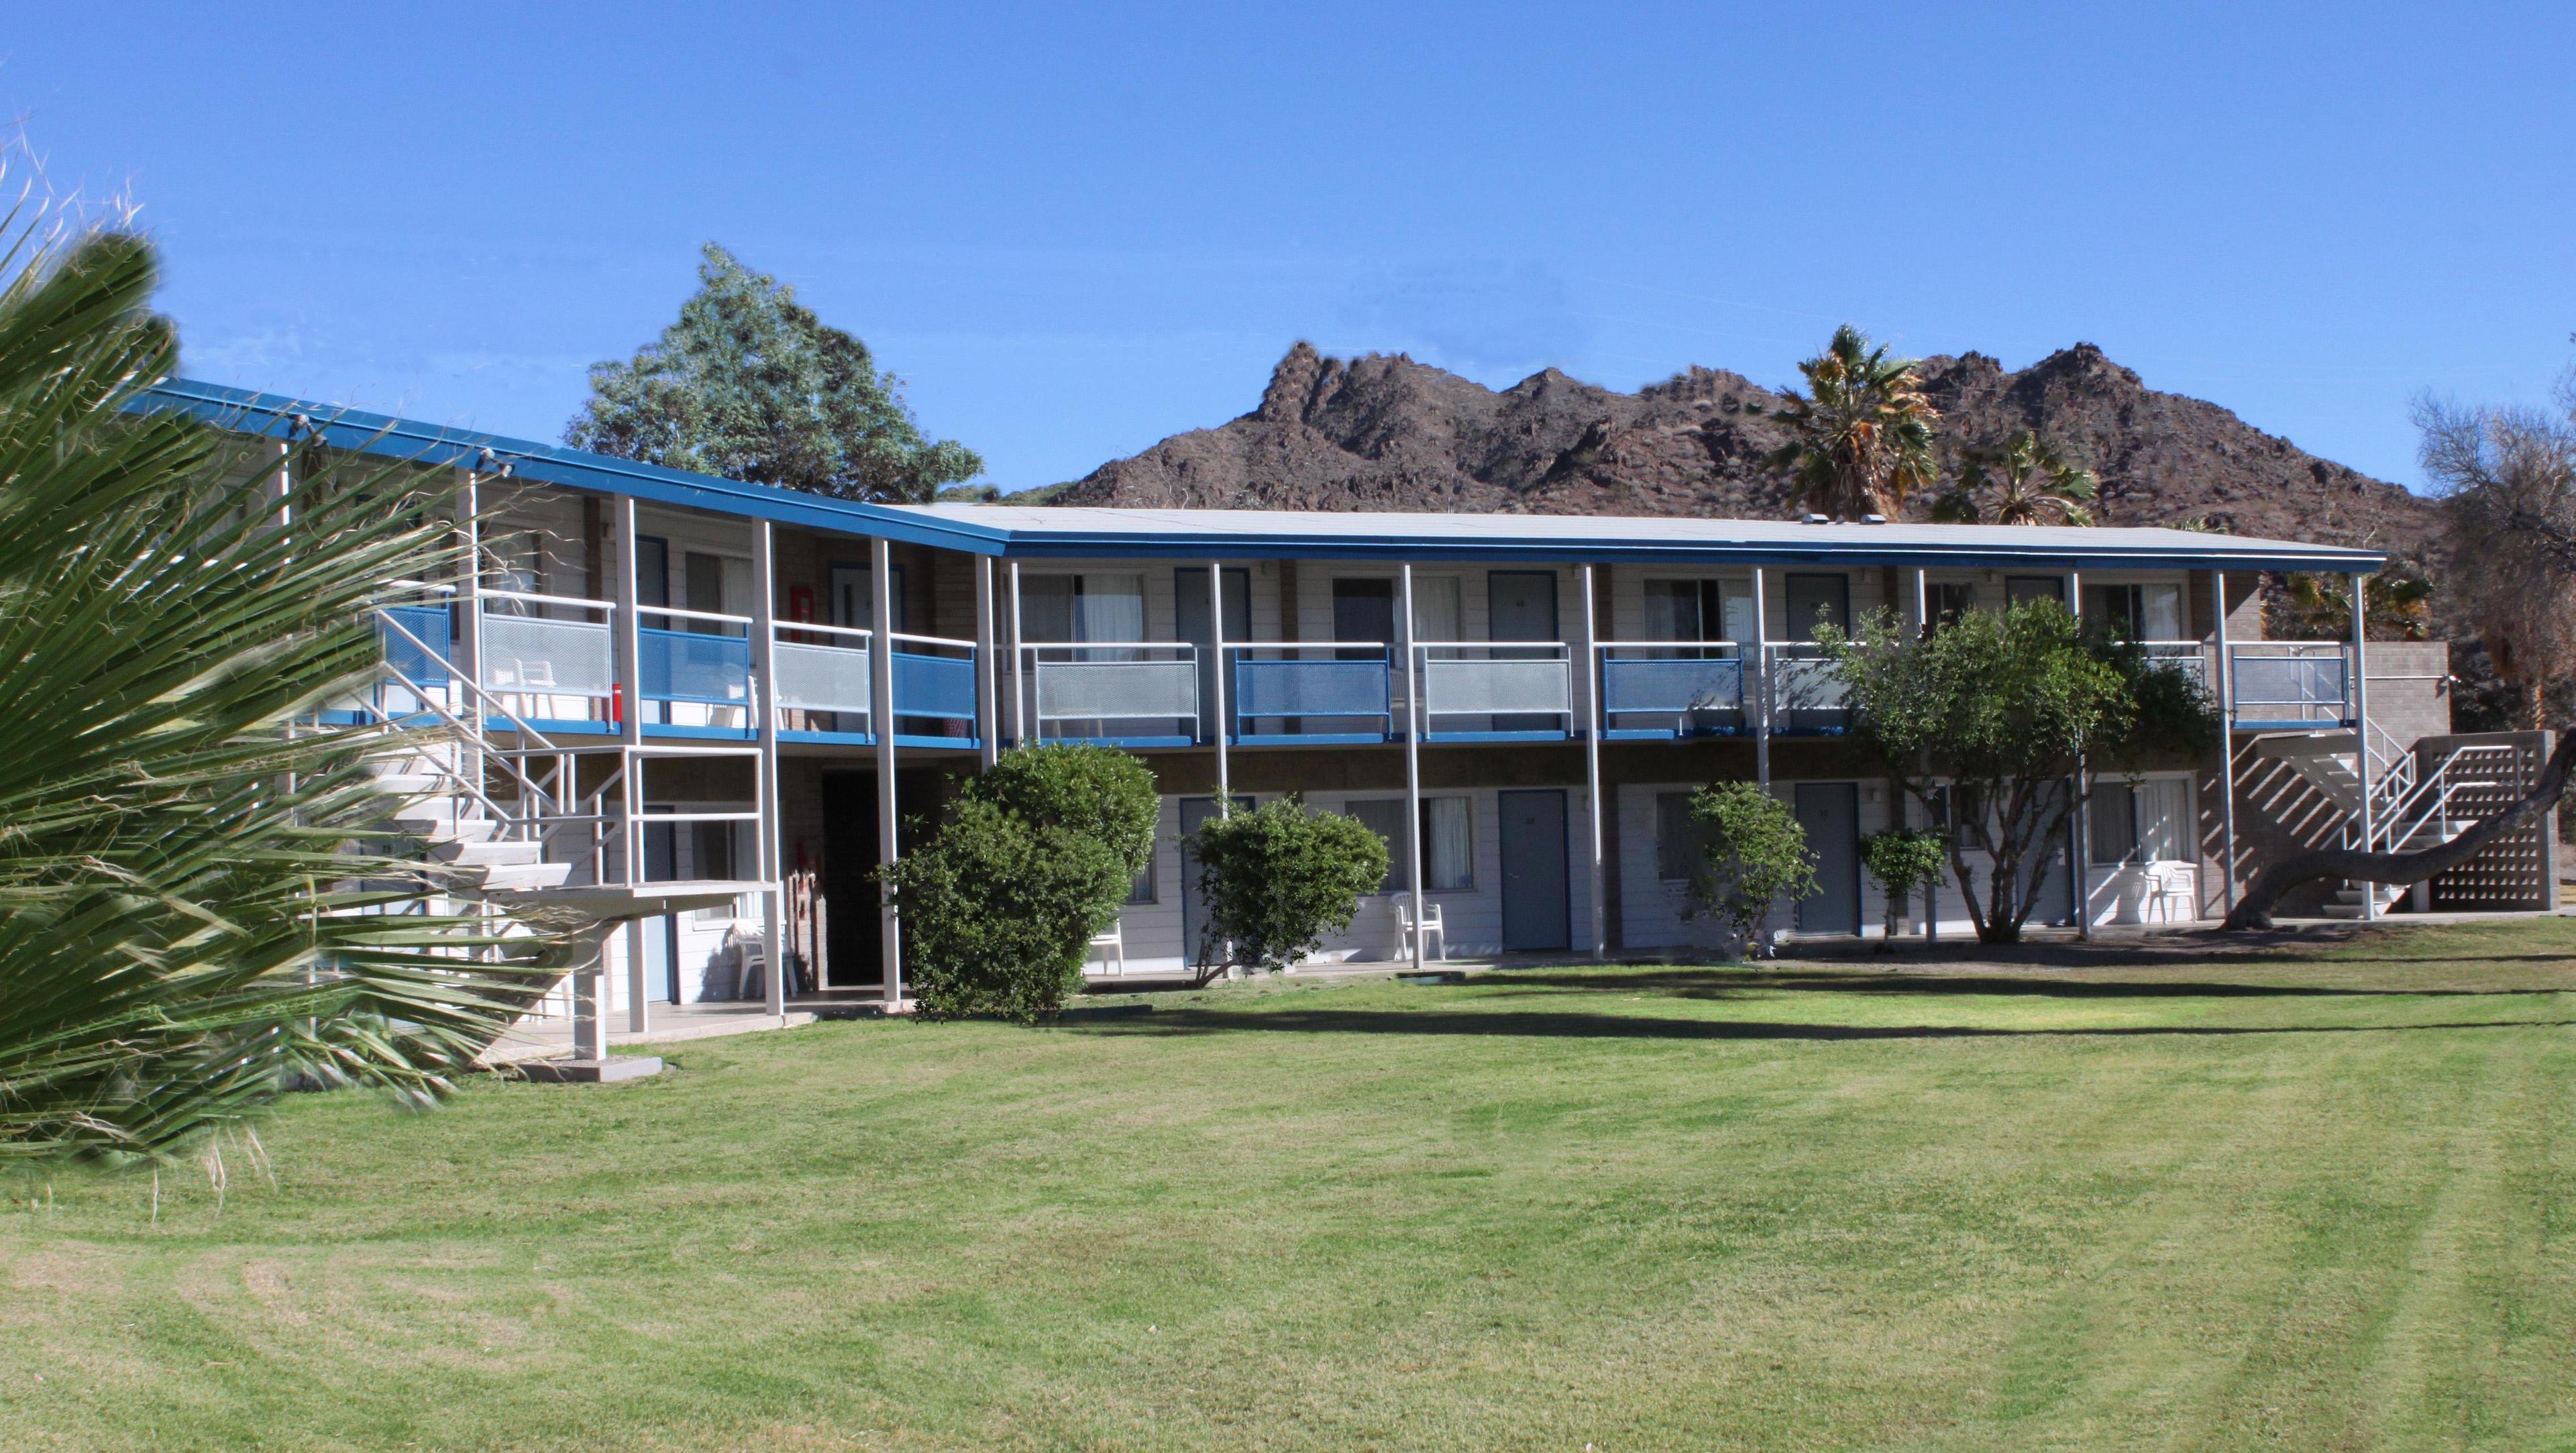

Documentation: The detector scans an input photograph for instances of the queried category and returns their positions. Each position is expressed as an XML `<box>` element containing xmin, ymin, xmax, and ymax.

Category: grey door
<box><xmin>1489</xmin><ymin>572</ymin><xmax>1560</xmax><ymax>733</ymax></box>
<box><xmin>1179</xmin><ymin>796</ymin><xmax>1223</xmax><ymax>968</ymax></box>
<box><xmin>1175</xmin><ymin>568</ymin><xmax>1252</xmax><ymax>743</ymax></box>
<box><xmin>1794</xmin><ymin>782</ymin><xmax>1862</xmax><ymax>936</ymax></box>
<box><xmin>643</xmin><ymin>812</ymin><xmax>680</xmax><ymax>1000</ymax></box>
<box><xmin>1783</xmin><ymin>574</ymin><xmax>1849</xmax><ymax>641</ymax></box>
<box><xmin>1499</xmin><ymin>788</ymin><xmax>1570</xmax><ymax>951</ymax></box>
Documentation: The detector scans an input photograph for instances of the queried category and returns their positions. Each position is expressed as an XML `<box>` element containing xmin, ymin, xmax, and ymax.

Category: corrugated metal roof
<box><xmin>133</xmin><ymin>378</ymin><xmax>2386</xmax><ymax>572</ymax></box>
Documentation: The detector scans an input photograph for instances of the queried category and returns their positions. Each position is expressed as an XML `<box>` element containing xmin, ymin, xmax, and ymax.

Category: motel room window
<box><xmin>1126</xmin><ymin>836</ymin><xmax>1157</xmax><ymax>905</ymax></box>
<box><xmin>2085</xmin><ymin>582</ymin><xmax>2185</xmax><ymax>641</ymax></box>
<box><xmin>2004</xmin><ymin>576</ymin><xmax>2065</xmax><ymax>608</ymax></box>
<box><xmin>1643</xmin><ymin>580</ymin><xmax>1756</xmax><ymax>648</ymax></box>
<box><xmin>2090</xmin><ymin>777</ymin><xmax>2191</xmax><ymax>865</ymax></box>
<box><xmin>1411</xmin><ymin>576</ymin><xmax>1462</xmax><ymax>643</ymax></box>
<box><xmin>1925</xmin><ymin>581</ymin><xmax>1978</xmax><ymax>629</ymax></box>
<box><xmin>1021</xmin><ymin>572</ymin><xmax>1146</xmax><ymax>644</ymax></box>
<box><xmin>1348</xmin><ymin>797</ymin><xmax>1473</xmax><ymax>892</ymax></box>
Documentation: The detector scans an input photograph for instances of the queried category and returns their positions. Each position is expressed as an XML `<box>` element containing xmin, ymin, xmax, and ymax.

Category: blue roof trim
<box><xmin>134</xmin><ymin>377</ymin><xmax>2385</xmax><ymax>573</ymax></box>
<box><xmin>130</xmin><ymin>377</ymin><xmax>1015</xmax><ymax>554</ymax></box>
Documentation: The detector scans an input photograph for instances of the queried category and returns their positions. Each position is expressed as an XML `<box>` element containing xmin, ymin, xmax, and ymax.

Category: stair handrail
<box><xmin>359</xmin><ymin>658</ymin><xmax>547</xmax><ymax>834</ymax></box>
<box><xmin>372</xmin><ymin>607</ymin><xmax>565</xmax><ymax>757</ymax></box>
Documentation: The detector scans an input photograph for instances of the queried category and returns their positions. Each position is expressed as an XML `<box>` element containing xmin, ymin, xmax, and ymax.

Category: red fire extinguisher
<box><xmin>609</xmin><ymin>681</ymin><xmax>623</xmax><ymax>726</ymax></box>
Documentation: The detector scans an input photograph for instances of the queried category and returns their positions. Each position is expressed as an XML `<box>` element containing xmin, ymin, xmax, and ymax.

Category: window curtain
<box><xmin>1644</xmin><ymin>582</ymin><xmax>1699</xmax><ymax>644</ymax></box>
<box><xmin>2136</xmin><ymin>778</ymin><xmax>2190</xmax><ymax>861</ymax></box>
<box><xmin>1426</xmin><ymin>797</ymin><xmax>1473</xmax><ymax>890</ymax></box>
<box><xmin>1075</xmin><ymin>573</ymin><xmax>1146</xmax><ymax>643</ymax></box>
<box><xmin>2141</xmin><ymin>583</ymin><xmax>2184</xmax><ymax>640</ymax></box>
<box><xmin>1411</xmin><ymin>576</ymin><xmax>1461</xmax><ymax>642</ymax></box>
<box><xmin>2090</xmin><ymin>784</ymin><xmax>2138</xmax><ymax>864</ymax></box>
<box><xmin>1718</xmin><ymin>581</ymin><xmax>1757</xmax><ymax>646</ymax></box>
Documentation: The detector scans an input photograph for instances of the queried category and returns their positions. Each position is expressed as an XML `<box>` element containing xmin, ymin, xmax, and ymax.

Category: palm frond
<box><xmin>0</xmin><ymin>227</ymin><xmax>569</xmax><ymax>1163</ymax></box>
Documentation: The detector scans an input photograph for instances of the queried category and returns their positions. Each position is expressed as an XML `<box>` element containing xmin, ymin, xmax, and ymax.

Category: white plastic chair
<box><xmin>1087</xmin><ymin>918</ymin><xmax>1126</xmax><ymax>977</ymax></box>
<box><xmin>1396</xmin><ymin>897</ymin><xmax>1446</xmax><ymax>961</ymax></box>
<box><xmin>2143</xmin><ymin>862</ymin><xmax>2196</xmax><ymax>923</ymax></box>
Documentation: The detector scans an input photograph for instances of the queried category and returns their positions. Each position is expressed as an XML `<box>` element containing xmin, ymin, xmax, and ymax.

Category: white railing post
<box><xmin>753</xmin><ymin>520</ymin><xmax>785</xmax><ymax>1016</ymax></box>
<box><xmin>871</xmin><ymin>537</ymin><xmax>902</xmax><ymax>1006</ymax></box>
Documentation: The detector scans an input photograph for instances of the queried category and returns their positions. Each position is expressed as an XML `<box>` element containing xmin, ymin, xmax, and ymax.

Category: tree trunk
<box><xmin>2222</xmin><ymin>731</ymin><xmax>2576</xmax><ymax>930</ymax></box>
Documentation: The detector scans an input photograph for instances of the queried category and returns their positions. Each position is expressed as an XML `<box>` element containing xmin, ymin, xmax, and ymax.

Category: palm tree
<box><xmin>0</xmin><ymin>225</ymin><xmax>564</xmax><ymax>1163</ymax></box>
<box><xmin>1930</xmin><ymin>429</ymin><xmax>2098</xmax><ymax>526</ymax></box>
<box><xmin>1766</xmin><ymin>325</ymin><xmax>1941</xmax><ymax>521</ymax></box>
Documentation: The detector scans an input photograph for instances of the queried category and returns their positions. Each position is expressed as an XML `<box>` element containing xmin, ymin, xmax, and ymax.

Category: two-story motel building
<box><xmin>144</xmin><ymin>378</ymin><xmax>2557</xmax><ymax>1034</ymax></box>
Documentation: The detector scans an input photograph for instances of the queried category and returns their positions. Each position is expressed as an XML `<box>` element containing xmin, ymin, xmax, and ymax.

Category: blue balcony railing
<box><xmin>1600</xmin><ymin>645</ymin><xmax>1744</xmax><ymax>739</ymax></box>
<box><xmin>1230</xmin><ymin>645</ymin><xmax>1393</xmax><ymax>743</ymax></box>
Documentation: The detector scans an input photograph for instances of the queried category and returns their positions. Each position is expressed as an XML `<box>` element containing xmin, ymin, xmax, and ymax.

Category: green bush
<box><xmin>957</xmin><ymin>743</ymin><xmax>1158</xmax><ymax>881</ymax></box>
<box><xmin>888</xmin><ymin>745</ymin><xmax>1158</xmax><ymax>1020</ymax></box>
<box><xmin>1690</xmin><ymin>782</ymin><xmax>1817</xmax><ymax>956</ymax></box>
<box><xmin>1860</xmin><ymin>826</ymin><xmax>1949</xmax><ymax>946</ymax></box>
<box><xmin>1187</xmin><ymin>798</ymin><xmax>1389</xmax><ymax>974</ymax></box>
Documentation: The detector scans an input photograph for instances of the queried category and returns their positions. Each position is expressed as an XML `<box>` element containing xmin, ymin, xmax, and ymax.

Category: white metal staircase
<box><xmin>2251</xmin><ymin>724</ymin><xmax>2512</xmax><ymax>918</ymax></box>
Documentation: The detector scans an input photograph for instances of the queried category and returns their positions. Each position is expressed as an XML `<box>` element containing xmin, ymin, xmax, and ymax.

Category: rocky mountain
<box><xmin>1050</xmin><ymin>341</ymin><xmax>2442</xmax><ymax>581</ymax></box>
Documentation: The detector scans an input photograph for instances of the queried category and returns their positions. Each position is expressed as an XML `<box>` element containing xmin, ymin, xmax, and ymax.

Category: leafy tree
<box><xmin>1767</xmin><ymin>325</ymin><xmax>1941</xmax><ymax>521</ymax></box>
<box><xmin>1819</xmin><ymin>600</ymin><xmax>2218</xmax><ymax>944</ymax></box>
<box><xmin>2416</xmin><ymin>388</ymin><xmax>2576</xmax><ymax>726</ymax></box>
<box><xmin>1860</xmin><ymin>828</ymin><xmax>1949</xmax><ymax>946</ymax></box>
<box><xmin>888</xmin><ymin>745</ymin><xmax>1154</xmax><ymax>1020</ymax></box>
<box><xmin>1687</xmin><ymin>782</ymin><xmax>1817</xmax><ymax>955</ymax></box>
<box><xmin>1187</xmin><ymin>798</ymin><xmax>1389</xmax><ymax>975</ymax></box>
<box><xmin>566</xmin><ymin>244</ymin><xmax>982</xmax><ymax>502</ymax></box>
<box><xmin>1</xmin><ymin>229</ymin><xmax>565</xmax><ymax>1163</ymax></box>
<box><xmin>1929</xmin><ymin>429</ymin><xmax>2098</xmax><ymax>526</ymax></box>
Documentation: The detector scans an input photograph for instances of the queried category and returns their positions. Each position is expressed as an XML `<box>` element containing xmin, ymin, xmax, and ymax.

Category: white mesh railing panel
<box><xmin>1036</xmin><ymin>660</ymin><xmax>1198</xmax><ymax>720</ymax></box>
<box><xmin>1768</xmin><ymin>655</ymin><xmax>1847</xmax><ymax>712</ymax></box>
<box><xmin>774</xmin><ymin>641</ymin><xmax>872</xmax><ymax>714</ymax></box>
<box><xmin>1423</xmin><ymin>658</ymin><xmax>1570</xmax><ymax>716</ymax></box>
<box><xmin>480</xmin><ymin>616</ymin><xmax>614</xmax><ymax>696</ymax></box>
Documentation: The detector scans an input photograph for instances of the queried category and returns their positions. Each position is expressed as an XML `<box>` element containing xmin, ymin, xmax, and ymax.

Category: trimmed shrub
<box><xmin>888</xmin><ymin>745</ymin><xmax>1158</xmax><ymax>1020</ymax></box>
<box><xmin>1187</xmin><ymin>798</ymin><xmax>1389</xmax><ymax>974</ymax></box>
<box><xmin>957</xmin><ymin>743</ymin><xmax>1158</xmax><ymax>881</ymax></box>
<box><xmin>1689</xmin><ymin>782</ymin><xmax>1817</xmax><ymax>957</ymax></box>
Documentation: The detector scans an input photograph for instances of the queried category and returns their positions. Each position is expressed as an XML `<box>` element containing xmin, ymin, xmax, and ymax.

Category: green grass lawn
<box><xmin>10</xmin><ymin>920</ymin><xmax>2576</xmax><ymax>1451</ymax></box>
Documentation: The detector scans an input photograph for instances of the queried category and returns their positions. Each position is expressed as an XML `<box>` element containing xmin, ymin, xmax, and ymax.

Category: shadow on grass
<box><xmin>1087</xmin><ymin>1007</ymin><xmax>2576</xmax><ymax>1044</ymax></box>
<box><xmin>1483</xmin><ymin>969</ymin><xmax>2576</xmax><ymax>1002</ymax></box>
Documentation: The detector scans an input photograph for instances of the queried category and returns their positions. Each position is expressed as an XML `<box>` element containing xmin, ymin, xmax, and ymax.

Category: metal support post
<box><xmin>2070</xmin><ymin>570</ymin><xmax>2090</xmax><ymax>939</ymax></box>
<box><xmin>1007</xmin><ymin>561</ymin><xmax>1025</xmax><ymax>748</ymax></box>
<box><xmin>1580</xmin><ymin>563</ymin><xmax>1606</xmax><ymax>959</ymax></box>
<box><xmin>2214</xmin><ymin>570</ymin><xmax>2239</xmax><ymax>916</ymax></box>
<box><xmin>752</xmin><ymin>521</ymin><xmax>785</xmax><ymax>1016</ymax></box>
<box><xmin>608</xmin><ymin>497</ymin><xmax>646</xmax><ymax>1042</ymax></box>
<box><xmin>871</xmin><ymin>537</ymin><xmax>902</xmax><ymax>1004</ymax></box>
<box><xmin>1752</xmin><ymin>566</ymin><xmax>1771</xmax><ymax>790</ymax></box>
<box><xmin>1208</xmin><ymin>559</ymin><xmax>1230</xmax><ymax>807</ymax></box>
<box><xmin>2352</xmin><ymin>570</ymin><xmax>2375</xmax><ymax>920</ymax></box>
<box><xmin>1401</xmin><ymin>563</ymin><xmax>1427</xmax><ymax>973</ymax></box>
<box><xmin>975</xmin><ymin>555</ymin><xmax>999</xmax><ymax>767</ymax></box>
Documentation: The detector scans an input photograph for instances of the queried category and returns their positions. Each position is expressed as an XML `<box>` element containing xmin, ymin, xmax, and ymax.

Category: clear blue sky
<box><xmin>9</xmin><ymin>3</ymin><xmax>2571</xmax><ymax>492</ymax></box>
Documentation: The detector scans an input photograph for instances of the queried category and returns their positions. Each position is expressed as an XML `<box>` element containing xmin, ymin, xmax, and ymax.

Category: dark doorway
<box><xmin>1793</xmin><ymin>782</ymin><xmax>1862</xmax><ymax>936</ymax></box>
<box><xmin>1783</xmin><ymin>574</ymin><xmax>1850</xmax><ymax>642</ymax></box>
<box><xmin>1499</xmin><ymin>788</ymin><xmax>1570</xmax><ymax>951</ymax></box>
<box><xmin>820</xmin><ymin>767</ymin><xmax>941</xmax><ymax>989</ymax></box>
<box><xmin>2005</xmin><ymin>575</ymin><xmax>2066</xmax><ymax>607</ymax></box>
<box><xmin>643</xmin><ymin>810</ymin><xmax>678</xmax><ymax>1001</ymax></box>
